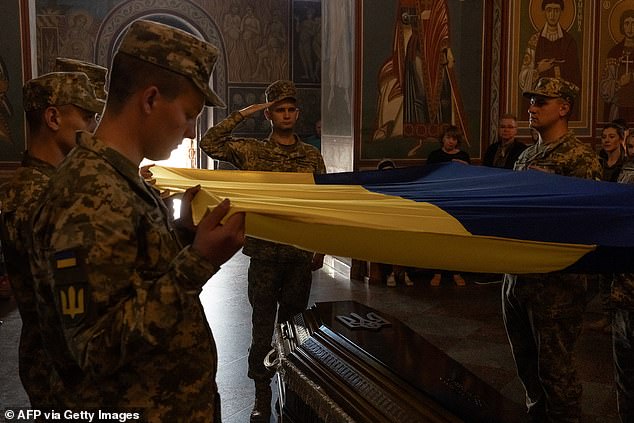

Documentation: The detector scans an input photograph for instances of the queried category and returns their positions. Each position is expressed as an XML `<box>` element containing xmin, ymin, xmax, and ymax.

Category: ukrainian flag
<box><xmin>151</xmin><ymin>163</ymin><xmax>634</xmax><ymax>274</ymax></box>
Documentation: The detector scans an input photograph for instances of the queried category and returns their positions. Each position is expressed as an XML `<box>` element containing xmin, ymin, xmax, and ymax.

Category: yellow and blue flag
<box><xmin>152</xmin><ymin>163</ymin><xmax>634</xmax><ymax>274</ymax></box>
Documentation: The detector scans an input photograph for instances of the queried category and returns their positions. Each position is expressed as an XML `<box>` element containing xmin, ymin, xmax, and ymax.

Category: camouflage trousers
<box><xmin>18</xmin><ymin>325</ymin><xmax>55</xmax><ymax>407</ymax></box>
<box><xmin>613</xmin><ymin>308</ymin><xmax>634</xmax><ymax>423</ymax></box>
<box><xmin>247</xmin><ymin>258</ymin><xmax>312</xmax><ymax>383</ymax></box>
<box><xmin>502</xmin><ymin>273</ymin><xmax>587</xmax><ymax>423</ymax></box>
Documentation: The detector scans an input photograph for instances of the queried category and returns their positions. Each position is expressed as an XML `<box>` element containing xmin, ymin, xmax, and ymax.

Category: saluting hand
<box><xmin>238</xmin><ymin>101</ymin><xmax>275</xmax><ymax>118</ymax></box>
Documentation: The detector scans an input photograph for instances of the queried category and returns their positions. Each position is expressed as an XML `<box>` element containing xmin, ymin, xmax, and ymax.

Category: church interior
<box><xmin>0</xmin><ymin>1</ymin><xmax>631</xmax><ymax>422</ymax></box>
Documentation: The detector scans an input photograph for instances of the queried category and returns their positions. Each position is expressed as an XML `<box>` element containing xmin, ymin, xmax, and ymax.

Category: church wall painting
<box><xmin>0</xmin><ymin>0</ymin><xmax>31</xmax><ymax>166</ymax></box>
<box><xmin>356</xmin><ymin>0</ymin><xmax>491</xmax><ymax>167</ymax></box>
<box><xmin>503</xmin><ymin>0</ymin><xmax>595</xmax><ymax>137</ymax></box>
<box><xmin>597</xmin><ymin>0</ymin><xmax>634</xmax><ymax>128</ymax></box>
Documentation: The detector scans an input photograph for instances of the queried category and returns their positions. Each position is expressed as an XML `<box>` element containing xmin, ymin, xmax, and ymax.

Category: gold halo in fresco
<box><xmin>608</xmin><ymin>0</ymin><xmax>634</xmax><ymax>43</ymax></box>
<box><xmin>529</xmin><ymin>0</ymin><xmax>577</xmax><ymax>32</ymax></box>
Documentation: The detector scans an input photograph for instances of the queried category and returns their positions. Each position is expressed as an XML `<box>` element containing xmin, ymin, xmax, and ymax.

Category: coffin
<box><xmin>273</xmin><ymin>301</ymin><xmax>524</xmax><ymax>423</ymax></box>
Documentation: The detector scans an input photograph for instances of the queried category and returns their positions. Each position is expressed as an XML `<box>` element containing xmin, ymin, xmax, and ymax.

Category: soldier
<box><xmin>0</xmin><ymin>71</ymin><xmax>104</xmax><ymax>407</ymax></box>
<box><xmin>612</xmin><ymin>168</ymin><xmax>634</xmax><ymax>422</ymax></box>
<box><xmin>27</xmin><ymin>20</ymin><xmax>245</xmax><ymax>421</ymax></box>
<box><xmin>503</xmin><ymin>77</ymin><xmax>601</xmax><ymax>422</ymax></box>
<box><xmin>199</xmin><ymin>79</ymin><xmax>326</xmax><ymax>422</ymax></box>
<box><xmin>609</xmin><ymin>264</ymin><xmax>634</xmax><ymax>423</ymax></box>
<box><xmin>54</xmin><ymin>57</ymin><xmax>108</xmax><ymax>101</ymax></box>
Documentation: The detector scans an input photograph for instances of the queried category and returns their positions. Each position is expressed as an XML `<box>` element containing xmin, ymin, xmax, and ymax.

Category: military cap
<box><xmin>117</xmin><ymin>20</ymin><xmax>225</xmax><ymax>108</ymax></box>
<box><xmin>265</xmin><ymin>80</ymin><xmax>297</xmax><ymax>104</ymax></box>
<box><xmin>54</xmin><ymin>58</ymin><xmax>108</xmax><ymax>100</ymax></box>
<box><xmin>522</xmin><ymin>77</ymin><xmax>580</xmax><ymax>103</ymax></box>
<box><xmin>23</xmin><ymin>72</ymin><xmax>105</xmax><ymax>114</ymax></box>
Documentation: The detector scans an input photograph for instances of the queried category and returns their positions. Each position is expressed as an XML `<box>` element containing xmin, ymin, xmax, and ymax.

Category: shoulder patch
<box><xmin>53</xmin><ymin>249</ymin><xmax>91</xmax><ymax>327</ymax></box>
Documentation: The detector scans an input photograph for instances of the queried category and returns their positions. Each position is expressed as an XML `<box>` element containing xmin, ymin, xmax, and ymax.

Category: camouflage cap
<box><xmin>54</xmin><ymin>58</ymin><xmax>108</xmax><ymax>100</ymax></box>
<box><xmin>265</xmin><ymin>80</ymin><xmax>297</xmax><ymax>104</ymax></box>
<box><xmin>117</xmin><ymin>20</ymin><xmax>225</xmax><ymax>108</ymax></box>
<box><xmin>23</xmin><ymin>72</ymin><xmax>105</xmax><ymax>114</ymax></box>
<box><xmin>522</xmin><ymin>77</ymin><xmax>580</xmax><ymax>103</ymax></box>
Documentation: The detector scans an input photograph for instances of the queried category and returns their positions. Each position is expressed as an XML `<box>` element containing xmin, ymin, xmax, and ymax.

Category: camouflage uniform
<box><xmin>21</xmin><ymin>72</ymin><xmax>104</xmax><ymax>118</ymax></box>
<box><xmin>1</xmin><ymin>154</ymin><xmax>56</xmax><ymax>407</ymax></box>
<box><xmin>54</xmin><ymin>58</ymin><xmax>108</xmax><ymax>100</ymax></box>
<box><xmin>503</xmin><ymin>77</ymin><xmax>602</xmax><ymax>422</ymax></box>
<box><xmin>612</xmin><ymin>173</ymin><xmax>634</xmax><ymax>422</ymax></box>
<box><xmin>27</xmin><ymin>20</ymin><xmax>226</xmax><ymax>422</ymax></box>
<box><xmin>513</xmin><ymin>131</ymin><xmax>603</xmax><ymax>178</ymax></box>
<box><xmin>0</xmin><ymin>72</ymin><xmax>104</xmax><ymax>407</ymax></box>
<box><xmin>610</xmin><ymin>274</ymin><xmax>634</xmax><ymax>423</ymax></box>
<box><xmin>200</xmin><ymin>82</ymin><xmax>325</xmax><ymax>390</ymax></box>
<box><xmin>29</xmin><ymin>132</ymin><xmax>220</xmax><ymax>421</ymax></box>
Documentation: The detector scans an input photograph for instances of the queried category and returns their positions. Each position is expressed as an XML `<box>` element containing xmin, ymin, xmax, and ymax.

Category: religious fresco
<box><xmin>0</xmin><ymin>0</ymin><xmax>28</xmax><ymax>163</ymax></box>
<box><xmin>28</xmin><ymin>0</ymin><xmax>319</xmax><ymax>139</ymax></box>
<box><xmin>599</xmin><ymin>0</ymin><xmax>634</xmax><ymax>126</ymax></box>
<box><xmin>358</xmin><ymin>0</ymin><xmax>489</xmax><ymax>164</ymax></box>
<box><xmin>505</xmin><ymin>1</ymin><xmax>594</xmax><ymax>135</ymax></box>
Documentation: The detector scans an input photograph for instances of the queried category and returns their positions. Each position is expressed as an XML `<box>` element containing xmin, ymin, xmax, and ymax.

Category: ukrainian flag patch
<box><xmin>55</xmin><ymin>249</ymin><xmax>78</xmax><ymax>269</ymax></box>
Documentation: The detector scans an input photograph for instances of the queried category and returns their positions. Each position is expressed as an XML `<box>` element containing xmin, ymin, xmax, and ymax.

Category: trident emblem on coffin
<box><xmin>336</xmin><ymin>312</ymin><xmax>392</xmax><ymax>331</ymax></box>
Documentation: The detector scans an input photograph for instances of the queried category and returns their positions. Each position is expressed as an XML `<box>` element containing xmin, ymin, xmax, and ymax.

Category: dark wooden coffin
<box><xmin>273</xmin><ymin>301</ymin><xmax>524</xmax><ymax>423</ymax></box>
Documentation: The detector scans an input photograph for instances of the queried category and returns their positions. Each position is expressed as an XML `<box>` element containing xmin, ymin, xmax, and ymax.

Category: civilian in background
<box><xmin>625</xmin><ymin>131</ymin><xmax>634</xmax><ymax>161</ymax></box>
<box><xmin>426</xmin><ymin>125</ymin><xmax>470</xmax><ymax>165</ymax></box>
<box><xmin>599</xmin><ymin>121</ymin><xmax>627</xmax><ymax>182</ymax></box>
<box><xmin>426</xmin><ymin>125</ymin><xmax>468</xmax><ymax>286</ymax></box>
<box><xmin>483</xmin><ymin>113</ymin><xmax>527</xmax><ymax>169</ymax></box>
<box><xmin>376</xmin><ymin>158</ymin><xmax>414</xmax><ymax>287</ymax></box>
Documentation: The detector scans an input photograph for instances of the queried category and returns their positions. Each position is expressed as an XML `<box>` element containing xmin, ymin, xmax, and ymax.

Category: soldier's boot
<box><xmin>250</xmin><ymin>382</ymin><xmax>272</xmax><ymax>423</ymax></box>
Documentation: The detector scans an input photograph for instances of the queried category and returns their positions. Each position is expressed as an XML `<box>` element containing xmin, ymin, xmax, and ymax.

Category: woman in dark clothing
<box><xmin>426</xmin><ymin>125</ymin><xmax>468</xmax><ymax>286</ymax></box>
<box><xmin>427</xmin><ymin>125</ymin><xmax>471</xmax><ymax>164</ymax></box>
<box><xmin>600</xmin><ymin>122</ymin><xmax>627</xmax><ymax>182</ymax></box>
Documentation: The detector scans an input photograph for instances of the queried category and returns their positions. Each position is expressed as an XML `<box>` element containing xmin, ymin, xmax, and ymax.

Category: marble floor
<box><xmin>0</xmin><ymin>253</ymin><xmax>620</xmax><ymax>422</ymax></box>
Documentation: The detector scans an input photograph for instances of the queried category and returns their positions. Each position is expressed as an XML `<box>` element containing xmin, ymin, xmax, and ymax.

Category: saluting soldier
<box><xmin>200</xmin><ymin>79</ymin><xmax>326</xmax><ymax>422</ymax></box>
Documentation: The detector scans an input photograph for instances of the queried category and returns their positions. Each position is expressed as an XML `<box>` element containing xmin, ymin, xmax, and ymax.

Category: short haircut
<box><xmin>25</xmin><ymin>104</ymin><xmax>81</xmax><ymax>136</ymax></box>
<box><xmin>603</xmin><ymin>122</ymin><xmax>626</xmax><ymax>140</ymax></box>
<box><xmin>500</xmin><ymin>113</ymin><xmax>517</xmax><ymax>122</ymax></box>
<box><xmin>440</xmin><ymin>125</ymin><xmax>463</xmax><ymax>146</ymax></box>
<box><xmin>25</xmin><ymin>109</ymin><xmax>45</xmax><ymax>135</ymax></box>
<box><xmin>542</xmin><ymin>0</ymin><xmax>564</xmax><ymax>10</ymax></box>
<box><xmin>107</xmin><ymin>53</ymin><xmax>195</xmax><ymax>114</ymax></box>
<box><xmin>559</xmin><ymin>96</ymin><xmax>575</xmax><ymax>119</ymax></box>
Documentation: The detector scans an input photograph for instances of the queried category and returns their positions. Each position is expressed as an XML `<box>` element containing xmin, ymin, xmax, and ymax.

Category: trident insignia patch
<box><xmin>53</xmin><ymin>249</ymin><xmax>90</xmax><ymax>327</ymax></box>
<box><xmin>60</xmin><ymin>285</ymin><xmax>85</xmax><ymax>319</ymax></box>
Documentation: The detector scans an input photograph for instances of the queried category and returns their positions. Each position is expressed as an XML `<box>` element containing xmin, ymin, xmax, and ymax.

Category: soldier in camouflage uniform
<box><xmin>610</xmin><ymin>274</ymin><xmax>634</xmax><ymax>422</ymax></box>
<box><xmin>502</xmin><ymin>77</ymin><xmax>602</xmax><ymax>422</ymax></box>
<box><xmin>611</xmin><ymin>169</ymin><xmax>634</xmax><ymax>422</ymax></box>
<box><xmin>54</xmin><ymin>57</ymin><xmax>108</xmax><ymax>100</ymax></box>
<box><xmin>200</xmin><ymin>79</ymin><xmax>326</xmax><ymax>422</ymax></box>
<box><xmin>27</xmin><ymin>20</ymin><xmax>245</xmax><ymax>422</ymax></box>
<box><xmin>0</xmin><ymin>70</ymin><xmax>104</xmax><ymax>407</ymax></box>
